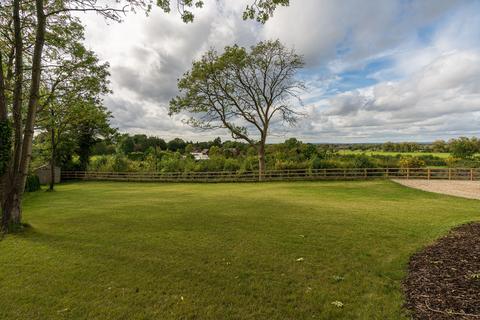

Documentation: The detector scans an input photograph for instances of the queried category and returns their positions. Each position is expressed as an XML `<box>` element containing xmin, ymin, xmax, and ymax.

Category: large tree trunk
<box><xmin>0</xmin><ymin>52</ymin><xmax>9</xmax><ymax>194</ymax></box>
<box><xmin>11</xmin><ymin>0</ymin><xmax>24</xmax><ymax>177</ymax></box>
<box><xmin>0</xmin><ymin>50</ymin><xmax>7</xmax><ymax>230</ymax></box>
<box><xmin>1</xmin><ymin>0</ymin><xmax>23</xmax><ymax>231</ymax></box>
<box><xmin>257</xmin><ymin>142</ymin><xmax>266</xmax><ymax>181</ymax></box>
<box><xmin>3</xmin><ymin>0</ymin><xmax>47</xmax><ymax>228</ymax></box>
<box><xmin>49</xmin><ymin>126</ymin><xmax>55</xmax><ymax>191</ymax></box>
<box><xmin>3</xmin><ymin>181</ymin><xmax>21</xmax><ymax>226</ymax></box>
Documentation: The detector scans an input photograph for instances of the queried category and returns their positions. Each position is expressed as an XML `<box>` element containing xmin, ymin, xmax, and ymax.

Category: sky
<box><xmin>80</xmin><ymin>0</ymin><xmax>480</xmax><ymax>143</ymax></box>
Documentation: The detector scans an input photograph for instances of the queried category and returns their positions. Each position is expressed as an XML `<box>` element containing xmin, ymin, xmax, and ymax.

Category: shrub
<box><xmin>25</xmin><ymin>174</ymin><xmax>41</xmax><ymax>192</ymax></box>
<box><xmin>274</xmin><ymin>159</ymin><xmax>309</xmax><ymax>170</ymax></box>
<box><xmin>311</xmin><ymin>157</ymin><xmax>338</xmax><ymax>169</ymax></box>
<box><xmin>351</xmin><ymin>154</ymin><xmax>375</xmax><ymax>168</ymax></box>
<box><xmin>398</xmin><ymin>156</ymin><xmax>425</xmax><ymax>169</ymax></box>
<box><xmin>417</xmin><ymin>155</ymin><xmax>447</xmax><ymax>167</ymax></box>
<box><xmin>112</xmin><ymin>155</ymin><xmax>129</xmax><ymax>172</ymax></box>
<box><xmin>223</xmin><ymin>158</ymin><xmax>241</xmax><ymax>172</ymax></box>
<box><xmin>239</xmin><ymin>156</ymin><xmax>258</xmax><ymax>172</ymax></box>
<box><xmin>88</xmin><ymin>155</ymin><xmax>109</xmax><ymax>171</ymax></box>
<box><xmin>127</xmin><ymin>152</ymin><xmax>145</xmax><ymax>161</ymax></box>
<box><xmin>449</xmin><ymin>137</ymin><xmax>479</xmax><ymax>159</ymax></box>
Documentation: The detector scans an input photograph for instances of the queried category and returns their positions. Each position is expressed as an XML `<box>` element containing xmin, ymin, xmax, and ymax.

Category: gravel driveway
<box><xmin>393</xmin><ymin>179</ymin><xmax>480</xmax><ymax>200</ymax></box>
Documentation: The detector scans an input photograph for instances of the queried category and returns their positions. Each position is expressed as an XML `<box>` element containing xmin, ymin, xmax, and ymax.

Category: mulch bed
<box><xmin>404</xmin><ymin>223</ymin><xmax>480</xmax><ymax>319</ymax></box>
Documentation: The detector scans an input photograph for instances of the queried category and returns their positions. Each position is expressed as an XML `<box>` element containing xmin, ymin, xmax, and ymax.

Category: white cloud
<box><xmin>310</xmin><ymin>50</ymin><xmax>480</xmax><ymax>142</ymax></box>
<box><xmin>78</xmin><ymin>0</ymin><xmax>480</xmax><ymax>142</ymax></box>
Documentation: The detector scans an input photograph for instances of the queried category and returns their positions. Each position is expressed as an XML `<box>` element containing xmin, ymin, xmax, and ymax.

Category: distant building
<box><xmin>224</xmin><ymin>148</ymin><xmax>239</xmax><ymax>157</ymax></box>
<box><xmin>35</xmin><ymin>164</ymin><xmax>61</xmax><ymax>184</ymax></box>
<box><xmin>190</xmin><ymin>149</ymin><xmax>210</xmax><ymax>160</ymax></box>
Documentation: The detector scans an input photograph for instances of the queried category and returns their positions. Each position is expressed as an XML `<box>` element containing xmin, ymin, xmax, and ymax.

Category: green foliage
<box><xmin>112</xmin><ymin>155</ymin><xmax>129</xmax><ymax>172</ymax></box>
<box><xmin>0</xmin><ymin>120</ymin><xmax>12</xmax><ymax>175</ymax></box>
<box><xmin>398</xmin><ymin>156</ymin><xmax>426</xmax><ymax>169</ymax></box>
<box><xmin>117</xmin><ymin>134</ymin><xmax>167</xmax><ymax>155</ymax></box>
<box><xmin>167</xmin><ymin>138</ymin><xmax>187</xmax><ymax>152</ymax></box>
<box><xmin>65</xmin><ymin>136</ymin><xmax>480</xmax><ymax>174</ymax></box>
<box><xmin>449</xmin><ymin>137</ymin><xmax>479</xmax><ymax>159</ymax></box>
<box><xmin>274</xmin><ymin>159</ymin><xmax>310</xmax><ymax>170</ymax></box>
<box><xmin>223</xmin><ymin>158</ymin><xmax>241</xmax><ymax>172</ymax></box>
<box><xmin>445</xmin><ymin>157</ymin><xmax>480</xmax><ymax>168</ymax></box>
<box><xmin>382</xmin><ymin>141</ymin><xmax>421</xmax><ymax>152</ymax></box>
<box><xmin>416</xmin><ymin>154</ymin><xmax>447</xmax><ymax>167</ymax></box>
<box><xmin>351</xmin><ymin>154</ymin><xmax>375</xmax><ymax>168</ymax></box>
<box><xmin>34</xmin><ymin>15</ymin><xmax>115</xmax><ymax>173</ymax></box>
<box><xmin>208</xmin><ymin>145</ymin><xmax>221</xmax><ymax>157</ymax></box>
<box><xmin>24</xmin><ymin>175</ymin><xmax>40</xmax><ymax>192</ymax></box>
<box><xmin>243</xmin><ymin>0</ymin><xmax>290</xmax><ymax>22</ymax></box>
<box><xmin>311</xmin><ymin>157</ymin><xmax>338</xmax><ymax>169</ymax></box>
<box><xmin>127</xmin><ymin>152</ymin><xmax>145</xmax><ymax>161</ymax></box>
<box><xmin>432</xmin><ymin>139</ymin><xmax>448</xmax><ymax>153</ymax></box>
<box><xmin>170</xmin><ymin>40</ymin><xmax>304</xmax><ymax>150</ymax></box>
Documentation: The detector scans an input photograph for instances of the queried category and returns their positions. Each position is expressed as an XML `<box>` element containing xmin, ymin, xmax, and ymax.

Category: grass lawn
<box><xmin>1</xmin><ymin>181</ymin><xmax>479</xmax><ymax>319</ymax></box>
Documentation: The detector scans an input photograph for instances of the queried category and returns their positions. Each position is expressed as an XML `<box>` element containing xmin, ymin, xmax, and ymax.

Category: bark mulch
<box><xmin>404</xmin><ymin>223</ymin><xmax>480</xmax><ymax>319</ymax></box>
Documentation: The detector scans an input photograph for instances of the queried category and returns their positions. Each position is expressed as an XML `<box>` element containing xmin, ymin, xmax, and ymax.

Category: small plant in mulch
<box><xmin>404</xmin><ymin>223</ymin><xmax>480</xmax><ymax>319</ymax></box>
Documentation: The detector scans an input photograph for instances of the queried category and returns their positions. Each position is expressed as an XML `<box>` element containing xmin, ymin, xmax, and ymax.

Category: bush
<box><xmin>112</xmin><ymin>155</ymin><xmax>130</xmax><ymax>172</ymax></box>
<box><xmin>223</xmin><ymin>158</ymin><xmax>241</xmax><ymax>172</ymax></box>
<box><xmin>351</xmin><ymin>154</ymin><xmax>375</xmax><ymax>168</ymax></box>
<box><xmin>447</xmin><ymin>157</ymin><xmax>480</xmax><ymax>168</ymax></box>
<box><xmin>274</xmin><ymin>159</ymin><xmax>309</xmax><ymax>170</ymax></box>
<box><xmin>88</xmin><ymin>155</ymin><xmax>109</xmax><ymax>171</ymax></box>
<box><xmin>311</xmin><ymin>157</ymin><xmax>339</xmax><ymax>169</ymax></box>
<box><xmin>398</xmin><ymin>156</ymin><xmax>425</xmax><ymax>169</ymax></box>
<box><xmin>417</xmin><ymin>155</ymin><xmax>447</xmax><ymax>167</ymax></box>
<box><xmin>127</xmin><ymin>152</ymin><xmax>145</xmax><ymax>161</ymax></box>
<box><xmin>25</xmin><ymin>174</ymin><xmax>41</xmax><ymax>192</ymax></box>
<box><xmin>449</xmin><ymin>137</ymin><xmax>479</xmax><ymax>159</ymax></box>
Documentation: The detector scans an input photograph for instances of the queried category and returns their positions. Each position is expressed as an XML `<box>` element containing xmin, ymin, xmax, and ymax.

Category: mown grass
<box><xmin>0</xmin><ymin>181</ymin><xmax>479</xmax><ymax>319</ymax></box>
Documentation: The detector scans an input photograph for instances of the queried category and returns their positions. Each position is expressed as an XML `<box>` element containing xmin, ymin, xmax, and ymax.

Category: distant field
<box><xmin>339</xmin><ymin>150</ymin><xmax>451</xmax><ymax>158</ymax></box>
<box><xmin>1</xmin><ymin>181</ymin><xmax>479</xmax><ymax>319</ymax></box>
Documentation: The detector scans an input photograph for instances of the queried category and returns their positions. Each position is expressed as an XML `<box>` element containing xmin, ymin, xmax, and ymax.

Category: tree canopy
<box><xmin>169</xmin><ymin>40</ymin><xmax>304</xmax><ymax>178</ymax></box>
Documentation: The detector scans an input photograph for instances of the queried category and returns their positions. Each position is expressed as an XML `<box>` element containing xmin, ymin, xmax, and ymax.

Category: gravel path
<box><xmin>393</xmin><ymin>179</ymin><xmax>480</xmax><ymax>200</ymax></box>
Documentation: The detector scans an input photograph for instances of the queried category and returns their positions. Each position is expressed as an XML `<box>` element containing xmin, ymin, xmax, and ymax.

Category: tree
<box><xmin>382</xmin><ymin>141</ymin><xmax>395</xmax><ymax>152</ymax></box>
<box><xmin>167</xmin><ymin>138</ymin><xmax>187</xmax><ymax>152</ymax></box>
<box><xmin>75</xmin><ymin>104</ymin><xmax>114</xmax><ymax>171</ymax></box>
<box><xmin>449</xmin><ymin>137</ymin><xmax>479</xmax><ymax>159</ymax></box>
<box><xmin>431</xmin><ymin>139</ymin><xmax>447</xmax><ymax>153</ymax></box>
<box><xmin>170</xmin><ymin>40</ymin><xmax>305</xmax><ymax>180</ymax></box>
<box><xmin>0</xmin><ymin>0</ymin><xmax>289</xmax><ymax>231</ymax></box>
<box><xmin>36</xmin><ymin>21</ymin><xmax>112</xmax><ymax>190</ymax></box>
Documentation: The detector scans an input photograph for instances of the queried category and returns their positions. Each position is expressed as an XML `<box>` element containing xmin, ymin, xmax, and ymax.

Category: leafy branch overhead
<box><xmin>244</xmin><ymin>0</ymin><xmax>290</xmax><ymax>23</ymax></box>
<box><xmin>43</xmin><ymin>0</ymin><xmax>286</xmax><ymax>23</ymax></box>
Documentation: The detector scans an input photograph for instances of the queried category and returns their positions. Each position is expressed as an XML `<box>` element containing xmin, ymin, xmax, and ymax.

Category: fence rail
<box><xmin>61</xmin><ymin>168</ymin><xmax>480</xmax><ymax>183</ymax></box>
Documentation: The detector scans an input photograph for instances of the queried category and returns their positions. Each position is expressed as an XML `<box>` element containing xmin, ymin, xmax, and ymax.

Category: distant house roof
<box><xmin>190</xmin><ymin>152</ymin><xmax>209</xmax><ymax>161</ymax></box>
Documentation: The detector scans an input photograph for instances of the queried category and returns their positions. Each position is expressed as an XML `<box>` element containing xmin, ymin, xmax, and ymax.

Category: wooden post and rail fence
<box><xmin>60</xmin><ymin>168</ymin><xmax>480</xmax><ymax>183</ymax></box>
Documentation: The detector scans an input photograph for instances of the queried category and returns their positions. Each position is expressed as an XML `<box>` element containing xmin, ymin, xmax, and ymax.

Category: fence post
<box><xmin>427</xmin><ymin>168</ymin><xmax>431</xmax><ymax>180</ymax></box>
<box><xmin>448</xmin><ymin>168</ymin><xmax>452</xmax><ymax>180</ymax></box>
<box><xmin>407</xmin><ymin>168</ymin><xmax>410</xmax><ymax>180</ymax></box>
<box><xmin>364</xmin><ymin>168</ymin><xmax>367</xmax><ymax>179</ymax></box>
<box><xmin>386</xmin><ymin>168</ymin><xmax>389</xmax><ymax>178</ymax></box>
<box><xmin>471</xmin><ymin>168</ymin><xmax>474</xmax><ymax>181</ymax></box>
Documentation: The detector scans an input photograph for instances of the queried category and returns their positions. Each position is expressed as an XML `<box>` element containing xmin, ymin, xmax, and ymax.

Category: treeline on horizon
<box><xmin>32</xmin><ymin>133</ymin><xmax>480</xmax><ymax>173</ymax></box>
